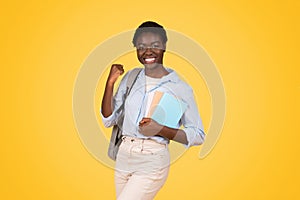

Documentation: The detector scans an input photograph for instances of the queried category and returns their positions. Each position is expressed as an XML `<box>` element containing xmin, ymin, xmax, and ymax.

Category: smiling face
<box><xmin>135</xmin><ymin>32</ymin><xmax>166</xmax><ymax>70</ymax></box>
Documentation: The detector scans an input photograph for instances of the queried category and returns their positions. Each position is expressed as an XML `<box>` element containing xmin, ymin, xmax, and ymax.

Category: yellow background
<box><xmin>1</xmin><ymin>0</ymin><xmax>299</xmax><ymax>199</ymax></box>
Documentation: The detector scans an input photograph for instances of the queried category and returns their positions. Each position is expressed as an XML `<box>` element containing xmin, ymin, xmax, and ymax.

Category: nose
<box><xmin>144</xmin><ymin>47</ymin><xmax>154</xmax><ymax>54</ymax></box>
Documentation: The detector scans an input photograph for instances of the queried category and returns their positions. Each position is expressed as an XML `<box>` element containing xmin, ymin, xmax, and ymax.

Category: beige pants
<box><xmin>115</xmin><ymin>136</ymin><xmax>170</xmax><ymax>200</ymax></box>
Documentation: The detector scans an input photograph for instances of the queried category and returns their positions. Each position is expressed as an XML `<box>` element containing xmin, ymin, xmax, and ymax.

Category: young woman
<box><xmin>101</xmin><ymin>21</ymin><xmax>205</xmax><ymax>200</ymax></box>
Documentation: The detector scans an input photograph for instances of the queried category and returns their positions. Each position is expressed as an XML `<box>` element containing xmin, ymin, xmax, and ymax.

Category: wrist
<box><xmin>106</xmin><ymin>80</ymin><xmax>115</xmax><ymax>87</ymax></box>
<box><xmin>157</xmin><ymin>126</ymin><xmax>167</xmax><ymax>137</ymax></box>
<box><xmin>158</xmin><ymin>126</ymin><xmax>176</xmax><ymax>140</ymax></box>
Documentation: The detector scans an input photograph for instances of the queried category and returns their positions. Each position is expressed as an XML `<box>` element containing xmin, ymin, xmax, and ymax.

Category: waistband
<box><xmin>121</xmin><ymin>136</ymin><xmax>167</xmax><ymax>147</ymax></box>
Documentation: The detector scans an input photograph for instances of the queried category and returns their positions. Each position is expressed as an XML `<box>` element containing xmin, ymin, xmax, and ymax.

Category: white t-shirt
<box><xmin>145</xmin><ymin>75</ymin><xmax>161</xmax><ymax>92</ymax></box>
<box><xmin>145</xmin><ymin>75</ymin><xmax>162</xmax><ymax>117</ymax></box>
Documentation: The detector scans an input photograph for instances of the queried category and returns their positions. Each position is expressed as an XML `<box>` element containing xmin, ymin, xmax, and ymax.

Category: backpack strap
<box><xmin>124</xmin><ymin>68</ymin><xmax>142</xmax><ymax>98</ymax></box>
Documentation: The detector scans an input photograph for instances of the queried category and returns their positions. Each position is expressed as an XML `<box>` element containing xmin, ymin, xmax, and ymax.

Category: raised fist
<box><xmin>107</xmin><ymin>64</ymin><xmax>124</xmax><ymax>85</ymax></box>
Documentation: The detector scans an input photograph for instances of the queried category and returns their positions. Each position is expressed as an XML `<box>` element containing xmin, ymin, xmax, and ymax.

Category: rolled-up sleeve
<box><xmin>100</xmin><ymin>72</ymin><xmax>129</xmax><ymax>128</ymax></box>
<box><xmin>181</xmin><ymin>88</ymin><xmax>206</xmax><ymax>147</ymax></box>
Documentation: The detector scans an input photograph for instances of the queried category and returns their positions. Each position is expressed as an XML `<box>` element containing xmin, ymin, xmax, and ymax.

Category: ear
<box><xmin>163</xmin><ymin>43</ymin><xmax>167</xmax><ymax>52</ymax></box>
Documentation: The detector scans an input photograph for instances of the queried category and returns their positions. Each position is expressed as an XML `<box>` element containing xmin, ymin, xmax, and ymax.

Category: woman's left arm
<box><xmin>178</xmin><ymin>88</ymin><xmax>206</xmax><ymax>147</ymax></box>
<box><xmin>139</xmin><ymin>118</ymin><xmax>188</xmax><ymax>144</ymax></box>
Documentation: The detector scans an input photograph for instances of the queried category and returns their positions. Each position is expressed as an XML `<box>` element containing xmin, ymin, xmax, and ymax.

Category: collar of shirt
<box><xmin>137</xmin><ymin>67</ymin><xmax>181</xmax><ymax>85</ymax></box>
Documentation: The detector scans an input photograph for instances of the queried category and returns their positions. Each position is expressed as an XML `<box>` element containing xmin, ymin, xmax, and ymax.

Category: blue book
<box><xmin>146</xmin><ymin>91</ymin><xmax>188</xmax><ymax>128</ymax></box>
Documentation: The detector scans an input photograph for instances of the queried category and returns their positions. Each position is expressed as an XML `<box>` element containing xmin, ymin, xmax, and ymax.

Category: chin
<box><xmin>143</xmin><ymin>62</ymin><xmax>161</xmax><ymax>70</ymax></box>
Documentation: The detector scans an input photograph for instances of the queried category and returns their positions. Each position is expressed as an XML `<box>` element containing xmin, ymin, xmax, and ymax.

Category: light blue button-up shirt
<box><xmin>101</xmin><ymin>67</ymin><xmax>205</xmax><ymax>147</ymax></box>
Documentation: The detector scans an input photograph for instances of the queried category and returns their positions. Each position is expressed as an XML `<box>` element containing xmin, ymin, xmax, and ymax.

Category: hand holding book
<box><xmin>138</xmin><ymin>117</ymin><xmax>164</xmax><ymax>137</ymax></box>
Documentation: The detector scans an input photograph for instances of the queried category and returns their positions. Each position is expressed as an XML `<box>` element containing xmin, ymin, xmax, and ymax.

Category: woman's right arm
<box><xmin>101</xmin><ymin>64</ymin><xmax>124</xmax><ymax>118</ymax></box>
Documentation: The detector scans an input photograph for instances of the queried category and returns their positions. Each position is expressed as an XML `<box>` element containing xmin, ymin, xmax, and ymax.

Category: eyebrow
<box><xmin>136</xmin><ymin>41</ymin><xmax>161</xmax><ymax>45</ymax></box>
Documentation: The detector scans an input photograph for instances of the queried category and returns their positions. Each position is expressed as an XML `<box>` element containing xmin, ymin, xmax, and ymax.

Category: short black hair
<box><xmin>132</xmin><ymin>21</ymin><xmax>168</xmax><ymax>46</ymax></box>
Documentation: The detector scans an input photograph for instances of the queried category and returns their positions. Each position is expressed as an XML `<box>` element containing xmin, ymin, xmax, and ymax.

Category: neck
<box><xmin>145</xmin><ymin>64</ymin><xmax>169</xmax><ymax>78</ymax></box>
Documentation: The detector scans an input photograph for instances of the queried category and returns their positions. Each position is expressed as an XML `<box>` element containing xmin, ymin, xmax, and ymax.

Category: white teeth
<box><xmin>145</xmin><ymin>58</ymin><xmax>155</xmax><ymax>62</ymax></box>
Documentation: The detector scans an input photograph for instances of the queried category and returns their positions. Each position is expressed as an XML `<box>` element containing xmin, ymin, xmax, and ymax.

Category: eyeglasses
<box><xmin>136</xmin><ymin>43</ymin><xmax>165</xmax><ymax>52</ymax></box>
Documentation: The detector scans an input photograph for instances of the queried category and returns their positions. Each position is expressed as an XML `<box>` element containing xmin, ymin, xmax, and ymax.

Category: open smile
<box><xmin>144</xmin><ymin>57</ymin><xmax>156</xmax><ymax>64</ymax></box>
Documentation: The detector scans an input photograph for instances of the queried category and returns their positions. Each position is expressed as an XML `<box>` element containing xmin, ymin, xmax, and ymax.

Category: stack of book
<box><xmin>145</xmin><ymin>91</ymin><xmax>188</xmax><ymax>128</ymax></box>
